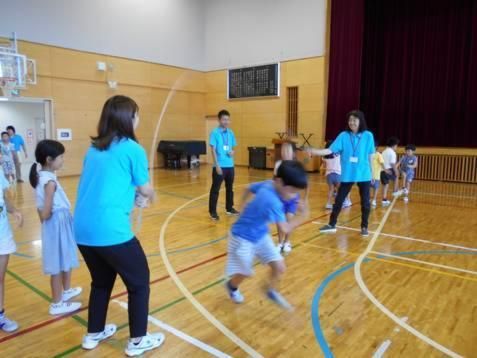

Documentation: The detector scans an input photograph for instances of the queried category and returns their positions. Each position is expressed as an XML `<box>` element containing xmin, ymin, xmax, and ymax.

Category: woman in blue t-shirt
<box><xmin>74</xmin><ymin>96</ymin><xmax>165</xmax><ymax>356</ymax></box>
<box><xmin>308</xmin><ymin>110</ymin><xmax>375</xmax><ymax>236</ymax></box>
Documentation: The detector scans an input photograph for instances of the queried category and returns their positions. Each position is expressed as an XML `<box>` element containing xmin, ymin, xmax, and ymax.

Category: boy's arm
<box><xmin>239</xmin><ymin>187</ymin><xmax>252</xmax><ymax>211</ymax></box>
<box><xmin>410</xmin><ymin>157</ymin><xmax>418</xmax><ymax>169</ymax></box>
<box><xmin>276</xmin><ymin>200</ymin><xmax>309</xmax><ymax>235</ymax></box>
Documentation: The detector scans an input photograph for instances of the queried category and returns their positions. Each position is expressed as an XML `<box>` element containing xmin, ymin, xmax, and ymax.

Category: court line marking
<box><xmin>0</xmin><ymin>252</ymin><xmax>227</xmax><ymax>345</ymax></box>
<box><xmin>370</xmin><ymin>250</ymin><xmax>477</xmax><ymax>276</ymax></box>
<box><xmin>311</xmin><ymin>221</ymin><xmax>477</xmax><ymax>252</ymax></box>
<box><xmin>303</xmin><ymin>243</ymin><xmax>477</xmax><ymax>283</ymax></box>
<box><xmin>353</xmin><ymin>196</ymin><xmax>462</xmax><ymax>358</ymax></box>
<box><xmin>159</xmin><ymin>192</ymin><xmax>263</xmax><ymax>358</ymax></box>
<box><xmin>311</xmin><ymin>250</ymin><xmax>477</xmax><ymax>357</ymax></box>
<box><xmin>114</xmin><ymin>300</ymin><xmax>231</xmax><ymax>358</ymax></box>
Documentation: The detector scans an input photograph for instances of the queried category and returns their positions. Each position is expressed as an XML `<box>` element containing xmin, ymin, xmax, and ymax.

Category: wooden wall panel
<box><xmin>11</xmin><ymin>41</ymin><xmax>206</xmax><ymax>176</ymax></box>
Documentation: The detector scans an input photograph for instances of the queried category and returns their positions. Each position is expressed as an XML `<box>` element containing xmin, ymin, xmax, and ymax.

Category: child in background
<box><xmin>29</xmin><ymin>140</ymin><xmax>82</xmax><ymax>315</ymax></box>
<box><xmin>0</xmin><ymin>168</ymin><xmax>23</xmax><ymax>332</ymax></box>
<box><xmin>273</xmin><ymin>142</ymin><xmax>301</xmax><ymax>254</ymax></box>
<box><xmin>381</xmin><ymin>137</ymin><xmax>401</xmax><ymax>206</ymax></box>
<box><xmin>0</xmin><ymin>133</ymin><xmax>16</xmax><ymax>184</ymax></box>
<box><xmin>226</xmin><ymin>161</ymin><xmax>308</xmax><ymax>310</ymax></box>
<box><xmin>398</xmin><ymin>144</ymin><xmax>418</xmax><ymax>203</ymax></box>
<box><xmin>322</xmin><ymin>141</ymin><xmax>351</xmax><ymax>210</ymax></box>
<box><xmin>371</xmin><ymin>142</ymin><xmax>384</xmax><ymax>208</ymax></box>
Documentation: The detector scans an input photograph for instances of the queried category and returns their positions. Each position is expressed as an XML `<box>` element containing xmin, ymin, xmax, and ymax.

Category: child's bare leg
<box><xmin>327</xmin><ymin>184</ymin><xmax>334</xmax><ymax>206</ymax></box>
<box><xmin>268</xmin><ymin>260</ymin><xmax>286</xmax><ymax>291</ymax></box>
<box><xmin>229</xmin><ymin>274</ymin><xmax>247</xmax><ymax>289</ymax></box>
<box><xmin>50</xmin><ymin>274</ymin><xmax>63</xmax><ymax>303</ymax></box>
<box><xmin>62</xmin><ymin>270</ymin><xmax>72</xmax><ymax>291</ymax></box>
<box><xmin>0</xmin><ymin>255</ymin><xmax>9</xmax><ymax>311</ymax></box>
<box><xmin>383</xmin><ymin>183</ymin><xmax>389</xmax><ymax>199</ymax></box>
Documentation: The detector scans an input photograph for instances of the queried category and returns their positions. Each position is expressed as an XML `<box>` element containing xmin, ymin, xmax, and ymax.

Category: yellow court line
<box><xmin>303</xmin><ymin>242</ymin><xmax>477</xmax><ymax>283</ymax></box>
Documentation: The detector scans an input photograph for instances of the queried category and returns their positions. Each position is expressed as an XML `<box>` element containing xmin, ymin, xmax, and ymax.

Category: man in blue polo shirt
<box><xmin>6</xmin><ymin>126</ymin><xmax>28</xmax><ymax>183</ymax></box>
<box><xmin>209</xmin><ymin>109</ymin><xmax>239</xmax><ymax>221</ymax></box>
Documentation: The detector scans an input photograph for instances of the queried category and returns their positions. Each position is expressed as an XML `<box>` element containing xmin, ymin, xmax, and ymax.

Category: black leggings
<box><xmin>329</xmin><ymin>181</ymin><xmax>371</xmax><ymax>229</ymax></box>
<box><xmin>78</xmin><ymin>238</ymin><xmax>150</xmax><ymax>338</ymax></box>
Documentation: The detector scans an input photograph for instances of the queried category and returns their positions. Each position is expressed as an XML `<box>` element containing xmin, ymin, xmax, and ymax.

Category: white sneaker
<box><xmin>342</xmin><ymin>200</ymin><xmax>352</xmax><ymax>208</ymax></box>
<box><xmin>82</xmin><ymin>324</ymin><xmax>117</xmax><ymax>350</ymax></box>
<box><xmin>325</xmin><ymin>203</ymin><xmax>333</xmax><ymax>209</ymax></box>
<box><xmin>371</xmin><ymin>200</ymin><xmax>377</xmax><ymax>208</ymax></box>
<box><xmin>225</xmin><ymin>281</ymin><xmax>244</xmax><ymax>303</ymax></box>
<box><xmin>283</xmin><ymin>242</ymin><xmax>292</xmax><ymax>254</ymax></box>
<box><xmin>392</xmin><ymin>190</ymin><xmax>403</xmax><ymax>197</ymax></box>
<box><xmin>403</xmin><ymin>188</ymin><xmax>409</xmax><ymax>195</ymax></box>
<box><xmin>382</xmin><ymin>200</ymin><xmax>391</xmax><ymax>207</ymax></box>
<box><xmin>0</xmin><ymin>315</ymin><xmax>19</xmax><ymax>332</ymax></box>
<box><xmin>403</xmin><ymin>197</ymin><xmax>409</xmax><ymax>203</ymax></box>
<box><xmin>125</xmin><ymin>333</ymin><xmax>166</xmax><ymax>357</ymax></box>
<box><xmin>276</xmin><ymin>244</ymin><xmax>283</xmax><ymax>253</ymax></box>
<box><xmin>62</xmin><ymin>287</ymin><xmax>82</xmax><ymax>301</ymax></box>
<box><xmin>49</xmin><ymin>301</ymin><xmax>82</xmax><ymax>315</ymax></box>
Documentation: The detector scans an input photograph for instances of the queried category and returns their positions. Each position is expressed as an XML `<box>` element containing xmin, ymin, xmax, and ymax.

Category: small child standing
<box><xmin>273</xmin><ymin>143</ymin><xmax>302</xmax><ymax>254</ymax></box>
<box><xmin>0</xmin><ymin>133</ymin><xmax>16</xmax><ymax>184</ymax></box>
<box><xmin>399</xmin><ymin>144</ymin><xmax>418</xmax><ymax>203</ymax></box>
<box><xmin>226</xmin><ymin>161</ymin><xmax>308</xmax><ymax>310</ymax></box>
<box><xmin>371</xmin><ymin>143</ymin><xmax>384</xmax><ymax>208</ymax></box>
<box><xmin>322</xmin><ymin>142</ymin><xmax>351</xmax><ymax>210</ymax></box>
<box><xmin>0</xmin><ymin>167</ymin><xmax>23</xmax><ymax>332</ymax></box>
<box><xmin>381</xmin><ymin>137</ymin><xmax>401</xmax><ymax>206</ymax></box>
<box><xmin>29</xmin><ymin>140</ymin><xmax>82</xmax><ymax>315</ymax></box>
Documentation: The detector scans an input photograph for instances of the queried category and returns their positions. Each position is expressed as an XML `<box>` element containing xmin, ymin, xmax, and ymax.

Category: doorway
<box><xmin>0</xmin><ymin>97</ymin><xmax>53</xmax><ymax>180</ymax></box>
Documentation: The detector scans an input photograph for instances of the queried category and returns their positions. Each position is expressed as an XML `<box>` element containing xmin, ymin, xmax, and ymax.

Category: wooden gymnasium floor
<box><xmin>1</xmin><ymin>165</ymin><xmax>476</xmax><ymax>357</ymax></box>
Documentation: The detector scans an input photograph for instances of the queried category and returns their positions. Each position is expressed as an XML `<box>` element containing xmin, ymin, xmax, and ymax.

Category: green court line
<box><xmin>6</xmin><ymin>269</ymin><xmax>87</xmax><ymax>328</ymax></box>
<box><xmin>6</xmin><ymin>270</ymin><xmax>52</xmax><ymax>302</ymax></box>
<box><xmin>54</xmin><ymin>278</ymin><xmax>226</xmax><ymax>357</ymax></box>
<box><xmin>53</xmin><ymin>214</ymin><xmax>364</xmax><ymax>357</ymax></box>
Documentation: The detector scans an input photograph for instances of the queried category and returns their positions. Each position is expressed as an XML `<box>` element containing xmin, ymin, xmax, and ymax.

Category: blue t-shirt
<box><xmin>329</xmin><ymin>130</ymin><xmax>375</xmax><ymax>182</ymax></box>
<box><xmin>250</xmin><ymin>180</ymin><xmax>300</xmax><ymax>214</ymax></box>
<box><xmin>10</xmin><ymin>134</ymin><xmax>24</xmax><ymax>152</ymax></box>
<box><xmin>74</xmin><ymin>138</ymin><xmax>149</xmax><ymax>247</ymax></box>
<box><xmin>232</xmin><ymin>181</ymin><xmax>286</xmax><ymax>242</ymax></box>
<box><xmin>209</xmin><ymin>127</ymin><xmax>237</xmax><ymax>168</ymax></box>
<box><xmin>400</xmin><ymin>155</ymin><xmax>417</xmax><ymax>174</ymax></box>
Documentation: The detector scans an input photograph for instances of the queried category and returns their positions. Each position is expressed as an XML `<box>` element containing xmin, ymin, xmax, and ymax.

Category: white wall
<box><xmin>0</xmin><ymin>0</ymin><xmax>205</xmax><ymax>70</ymax></box>
<box><xmin>1</xmin><ymin>0</ymin><xmax>327</xmax><ymax>71</ymax></box>
<box><xmin>0</xmin><ymin>101</ymin><xmax>45</xmax><ymax>176</ymax></box>
<box><xmin>204</xmin><ymin>0</ymin><xmax>327</xmax><ymax>71</ymax></box>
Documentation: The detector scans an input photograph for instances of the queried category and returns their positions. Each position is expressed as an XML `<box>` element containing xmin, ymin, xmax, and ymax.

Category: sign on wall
<box><xmin>57</xmin><ymin>128</ymin><xmax>72</xmax><ymax>141</ymax></box>
<box><xmin>227</xmin><ymin>63</ymin><xmax>280</xmax><ymax>99</ymax></box>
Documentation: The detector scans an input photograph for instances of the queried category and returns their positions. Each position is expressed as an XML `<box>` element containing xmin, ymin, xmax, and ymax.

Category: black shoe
<box><xmin>319</xmin><ymin>224</ymin><xmax>337</xmax><ymax>233</ymax></box>
<box><xmin>361</xmin><ymin>227</ymin><xmax>369</xmax><ymax>237</ymax></box>
<box><xmin>17</xmin><ymin>179</ymin><xmax>24</xmax><ymax>183</ymax></box>
<box><xmin>210</xmin><ymin>213</ymin><xmax>220</xmax><ymax>221</ymax></box>
<box><xmin>226</xmin><ymin>208</ymin><xmax>240</xmax><ymax>216</ymax></box>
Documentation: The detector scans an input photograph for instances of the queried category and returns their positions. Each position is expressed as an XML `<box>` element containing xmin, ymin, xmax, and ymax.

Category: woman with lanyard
<box><xmin>74</xmin><ymin>96</ymin><xmax>165</xmax><ymax>356</ymax></box>
<box><xmin>308</xmin><ymin>110</ymin><xmax>375</xmax><ymax>236</ymax></box>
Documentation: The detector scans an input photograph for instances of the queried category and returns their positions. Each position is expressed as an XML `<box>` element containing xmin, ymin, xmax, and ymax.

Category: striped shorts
<box><xmin>226</xmin><ymin>232</ymin><xmax>283</xmax><ymax>277</ymax></box>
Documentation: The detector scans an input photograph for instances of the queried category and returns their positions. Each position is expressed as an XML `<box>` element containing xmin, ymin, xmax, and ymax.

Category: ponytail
<box><xmin>29</xmin><ymin>163</ymin><xmax>39</xmax><ymax>188</ymax></box>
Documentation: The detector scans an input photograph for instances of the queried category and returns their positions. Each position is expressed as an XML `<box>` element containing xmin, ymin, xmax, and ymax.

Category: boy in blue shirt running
<box><xmin>225</xmin><ymin>161</ymin><xmax>309</xmax><ymax>310</ymax></box>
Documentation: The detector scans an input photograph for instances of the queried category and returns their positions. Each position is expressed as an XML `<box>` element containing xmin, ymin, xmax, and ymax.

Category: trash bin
<box><xmin>248</xmin><ymin>147</ymin><xmax>266</xmax><ymax>169</ymax></box>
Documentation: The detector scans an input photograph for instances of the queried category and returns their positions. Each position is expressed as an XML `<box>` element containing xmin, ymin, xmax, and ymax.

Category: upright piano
<box><xmin>157</xmin><ymin>140</ymin><xmax>207</xmax><ymax>169</ymax></box>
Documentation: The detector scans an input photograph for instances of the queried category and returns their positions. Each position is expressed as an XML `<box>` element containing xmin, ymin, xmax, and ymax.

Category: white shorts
<box><xmin>0</xmin><ymin>235</ymin><xmax>16</xmax><ymax>255</ymax></box>
<box><xmin>226</xmin><ymin>232</ymin><xmax>283</xmax><ymax>277</ymax></box>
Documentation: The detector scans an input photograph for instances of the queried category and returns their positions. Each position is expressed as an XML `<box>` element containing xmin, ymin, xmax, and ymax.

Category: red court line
<box><xmin>0</xmin><ymin>252</ymin><xmax>227</xmax><ymax>344</ymax></box>
<box><xmin>0</xmin><ymin>212</ymin><xmax>330</xmax><ymax>345</ymax></box>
